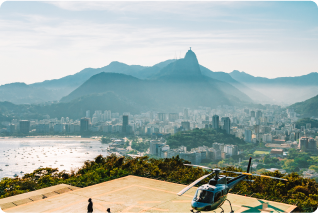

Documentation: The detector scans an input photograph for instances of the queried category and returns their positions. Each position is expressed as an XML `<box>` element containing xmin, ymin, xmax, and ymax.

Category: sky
<box><xmin>0</xmin><ymin>1</ymin><xmax>317</xmax><ymax>85</ymax></box>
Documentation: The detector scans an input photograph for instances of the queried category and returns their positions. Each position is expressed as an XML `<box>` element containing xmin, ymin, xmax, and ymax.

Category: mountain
<box><xmin>32</xmin><ymin>61</ymin><xmax>146</xmax><ymax>89</ymax></box>
<box><xmin>31</xmin><ymin>60</ymin><xmax>175</xmax><ymax>90</ymax></box>
<box><xmin>132</xmin><ymin>59</ymin><xmax>176</xmax><ymax>79</ymax></box>
<box><xmin>230</xmin><ymin>71</ymin><xmax>318</xmax><ymax>104</ymax></box>
<box><xmin>40</xmin><ymin>92</ymin><xmax>142</xmax><ymax>119</ymax></box>
<box><xmin>289</xmin><ymin>94</ymin><xmax>318</xmax><ymax>117</ymax></box>
<box><xmin>60</xmin><ymin>73</ymin><xmax>149</xmax><ymax>106</ymax></box>
<box><xmin>153</xmin><ymin>49</ymin><xmax>201</xmax><ymax>79</ymax></box>
<box><xmin>0</xmin><ymin>82</ymin><xmax>60</xmax><ymax>104</ymax></box>
<box><xmin>200</xmin><ymin>66</ymin><xmax>272</xmax><ymax>103</ymax></box>
<box><xmin>60</xmin><ymin>49</ymin><xmax>253</xmax><ymax>115</ymax></box>
<box><xmin>24</xmin><ymin>60</ymin><xmax>176</xmax><ymax>103</ymax></box>
<box><xmin>32</xmin><ymin>55</ymin><xmax>269</xmax><ymax>104</ymax></box>
<box><xmin>1</xmin><ymin>52</ymin><xmax>265</xmax><ymax>105</ymax></box>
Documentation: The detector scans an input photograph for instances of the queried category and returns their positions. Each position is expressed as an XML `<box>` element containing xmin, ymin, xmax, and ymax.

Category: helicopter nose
<box><xmin>191</xmin><ymin>201</ymin><xmax>210</xmax><ymax>211</ymax></box>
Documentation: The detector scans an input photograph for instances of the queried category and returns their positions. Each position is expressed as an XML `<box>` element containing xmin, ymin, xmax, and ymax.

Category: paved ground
<box><xmin>0</xmin><ymin>184</ymin><xmax>79</xmax><ymax>210</ymax></box>
<box><xmin>1</xmin><ymin>176</ymin><xmax>296</xmax><ymax>213</ymax></box>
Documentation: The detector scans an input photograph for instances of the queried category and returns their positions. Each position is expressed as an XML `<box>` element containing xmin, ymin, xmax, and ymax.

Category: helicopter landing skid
<box><xmin>225</xmin><ymin>199</ymin><xmax>234</xmax><ymax>213</ymax></box>
<box><xmin>190</xmin><ymin>209</ymin><xmax>200</xmax><ymax>213</ymax></box>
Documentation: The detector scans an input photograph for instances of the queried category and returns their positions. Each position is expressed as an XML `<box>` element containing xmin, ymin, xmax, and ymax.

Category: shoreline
<box><xmin>0</xmin><ymin>136</ymin><xmax>100</xmax><ymax>141</ymax></box>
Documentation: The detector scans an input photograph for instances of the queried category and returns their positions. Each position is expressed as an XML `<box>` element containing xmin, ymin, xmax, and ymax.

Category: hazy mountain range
<box><xmin>229</xmin><ymin>71</ymin><xmax>318</xmax><ymax>104</ymax></box>
<box><xmin>0</xmin><ymin>48</ymin><xmax>317</xmax><ymax>118</ymax></box>
<box><xmin>59</xmin><ymin>50</ymin><xmax>252</xmax><ymax>116</ymax></box>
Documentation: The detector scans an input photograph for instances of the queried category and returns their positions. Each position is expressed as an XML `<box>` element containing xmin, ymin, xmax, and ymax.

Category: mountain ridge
<box><xmin>230</xmin><ymin>70</ymin><xmax>318</xmax><ymax>86</ymax></box>
<box><xmin>2</xmin><ymin>50</ymin><xmax>315</xmax><ymax>105</ymax></box>
<box><xmin>230</xmin><ymin>70</ymin><xmax>318</xmax><ymax>104</ymax></box>
<box><xmin>60</xmin><ymin>50</ymin><xmax>253</xmax><ymax>114</ymax></box>
<box><xmin>289</xmin><ymin>94</ymin><xmax>318</xmax><ymax>117</ymax></box>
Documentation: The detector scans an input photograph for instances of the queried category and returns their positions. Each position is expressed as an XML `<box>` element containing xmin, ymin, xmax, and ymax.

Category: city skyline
<box><xmin>0</xmin><ymin>1</ymin><xmax>317</xmax><ymax>85</ymax></box>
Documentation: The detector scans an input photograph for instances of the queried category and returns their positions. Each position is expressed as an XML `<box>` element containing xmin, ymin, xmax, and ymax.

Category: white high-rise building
<box><xmin>103</xmin><ymin>110</ymin><xmax>111</xmax><ymax>121</ymax></box>
<box><xmin>183</xmin><ymin>108</ymin><xmax>189</xmax><ymax>119</ymax></box>
<box><xmin>224</xmin><ymin>145</ymin><xmax>238</xmax><ymax>156</ymax></box>
<box><xmin>86</xmin><ymin>110</ymin><xmax>90</xmax><ymax>118</ymax></box>
<box><xmin>262</xmin><ymin>134</ymin><xmax>272</xmax><ymax>143</ymax></box>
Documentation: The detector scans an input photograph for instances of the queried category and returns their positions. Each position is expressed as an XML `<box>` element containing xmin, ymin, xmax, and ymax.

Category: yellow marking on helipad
<box><xmin>172</xmin><ymin>200</ymin><xmax>192</xmax><ymax>203</ymax></box>
<box><xmin>1</xmin><ymin>175</ymin><xmax>297</xmax><ymax>213</ymax></box>
<box><xmin>122</xmin><ymin>205</ymin><xmax>168</xmax><ymax>212</ymax></box>
<box><xmin>138</xmin><ymin>201</ymin><xmax>162</xmax><ymax>204</ymax></box>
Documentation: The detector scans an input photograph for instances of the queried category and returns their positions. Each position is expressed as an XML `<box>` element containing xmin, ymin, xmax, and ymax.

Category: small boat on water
<box><xmin>0</xmin><ymin>168</ymin><xmax>3</xmax><ymax>171</ymax></box>
<box><xmin>20</xmin><ymin>171</ymin><xmax>24</xmax><ymax>173</ymax></box>
<box><xmin>5</xmin><ymin>164</ymin><xmax>9</xmax><ymax>166</ymax></box>
<box><xmin>13</xmin><ymin>174</ymin><xmax>18</xmax><ymax>177</ymax></box>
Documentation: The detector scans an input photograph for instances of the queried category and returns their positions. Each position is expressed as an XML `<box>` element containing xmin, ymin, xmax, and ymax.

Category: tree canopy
<box><xmin>295</xmin><ymin>117</ymin><xmax>318</xmax><ymax>129</ymax></box>
<box><xmin>166</xmin><ymin>128</ymin><xmax>245</xmax><ymax>150</ymax></box>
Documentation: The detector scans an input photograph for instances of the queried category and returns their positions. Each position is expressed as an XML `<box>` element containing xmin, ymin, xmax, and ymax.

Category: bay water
<box><xmin>0</xmin><ymin>138</ymin><xmax>109</xmax><ymax>179</ymax></box>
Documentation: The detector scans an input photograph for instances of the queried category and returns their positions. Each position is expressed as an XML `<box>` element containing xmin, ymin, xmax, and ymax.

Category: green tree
<box><xmin>309</xmin><ymin>165</ymin><xmax>318</xmax><ymax>173</ymax></box>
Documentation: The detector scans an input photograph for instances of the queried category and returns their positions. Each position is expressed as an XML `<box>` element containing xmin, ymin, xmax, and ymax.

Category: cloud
<box><xmin>0</xmin><ymin>12</ymin><xmax>283</xmax><ymax>83</ymax></box>
<box><xmin>1</xmin><ymin>13</ymin><xmax>285</xmax><ymax>56</ymax></box>
<box><xmin>0</xmin><ymin>1</ymin><xmax>317</xmax><ymax>84</ymax></box>
<box><xmin>44</xmin><ymin>0</ymin><xmax>258</xmax><ymax>15</ymax></box>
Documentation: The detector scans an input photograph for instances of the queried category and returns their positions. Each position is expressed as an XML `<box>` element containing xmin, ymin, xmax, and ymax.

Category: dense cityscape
<box><xmin>2</xmin><ymin>104</ymin><xmax>318</xmax><ymax>181</ymax></box>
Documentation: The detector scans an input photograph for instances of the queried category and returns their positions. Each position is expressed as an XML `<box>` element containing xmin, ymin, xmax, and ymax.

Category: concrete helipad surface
<box><xmin>0</xmin><ymin>184</ymin><xmax>79</xmax><ymax>210</ymax></box>
<box><xmin>1</xmin><ymin>175</ymin><xmax>296</xmax><ymax>213</ymax></box>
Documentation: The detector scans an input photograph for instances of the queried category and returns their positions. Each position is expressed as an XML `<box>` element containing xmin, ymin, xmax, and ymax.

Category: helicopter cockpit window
<box><xmin>193</xmin><ymin>190</ymin><xmax>214</xmax><ymax>203</ymax></box>
<box><xmin>214</xmin><ymin>192</ymin><xmax>221</xmax><ymax>202</ymax></box>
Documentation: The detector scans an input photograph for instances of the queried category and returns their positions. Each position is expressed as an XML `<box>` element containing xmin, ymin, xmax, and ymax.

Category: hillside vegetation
<box><xmin>295</xmin><ymin>117</ymin><xmax>318</xmax><ymax>129</ymax></box>
<box><xmin>0</xmin><ymin>155</ymin><xmax>317</xmax><ymax>212</ymax></box>
<box><xmin>290</xmin><ymin>94</ymin><xmax>318</xmax><ymax>117</ymax></box>
<box><xmin>166</xmin><ymin>128</ymin><xmax>246</xmax><ymax>150</ymax></box>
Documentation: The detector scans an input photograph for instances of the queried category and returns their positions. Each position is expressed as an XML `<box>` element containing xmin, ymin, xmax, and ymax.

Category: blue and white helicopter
<box><xmin>177</xmin><ymin>158</ymin><xmax>288</xmax><ymax>213</ymax></box>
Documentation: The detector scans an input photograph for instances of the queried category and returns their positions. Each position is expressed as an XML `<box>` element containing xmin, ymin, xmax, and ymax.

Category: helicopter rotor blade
<box><xmin>177</xmin><ymin>172</ymin><xmax>213</xmax><ymax>196</ymax></box>
<box><xmin>184</xmin><ymin>164</ymin><xmax>213</xmax><ymax>170</ymax></box>
<box><xmin>184</xmin><ymin>164</ymin><xmax>228</xmax><ymax>173</ymax></box>
<box><xmin>224</xmin><ymin>171</ymin><xmax>288</xmax><ymax>181</ymax></box>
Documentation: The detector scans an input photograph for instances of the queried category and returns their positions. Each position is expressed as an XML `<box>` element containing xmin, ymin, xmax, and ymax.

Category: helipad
<box><xmin>0</xmin><ymin>175</ymin><xmax>296</xmax><ymax>212</ymax></box>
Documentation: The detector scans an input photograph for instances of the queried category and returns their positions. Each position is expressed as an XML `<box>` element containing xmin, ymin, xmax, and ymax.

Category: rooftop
<box><xmin>0</xmin><ymin>175</ymin><xmax>296</xmax><ymax>213</ymax></box>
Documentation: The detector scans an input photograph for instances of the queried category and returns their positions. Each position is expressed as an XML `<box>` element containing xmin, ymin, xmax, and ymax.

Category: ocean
<box><xmin>0</xmin><ymin>138</ymin><xmax>109</xmax><ymax>179</ymax></box>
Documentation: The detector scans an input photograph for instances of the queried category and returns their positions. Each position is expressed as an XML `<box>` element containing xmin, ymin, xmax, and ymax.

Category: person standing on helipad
<box><xmin>88</xmin><ymin>198</ymin><xmax>93</xmax><ymax>213</ymax></box>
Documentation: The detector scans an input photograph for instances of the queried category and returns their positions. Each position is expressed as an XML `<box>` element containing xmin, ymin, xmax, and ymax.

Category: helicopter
<box><xmin>177</xmin><ymin>157</ymin><xmax>288</xmax><ymax>213</ymax></box>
